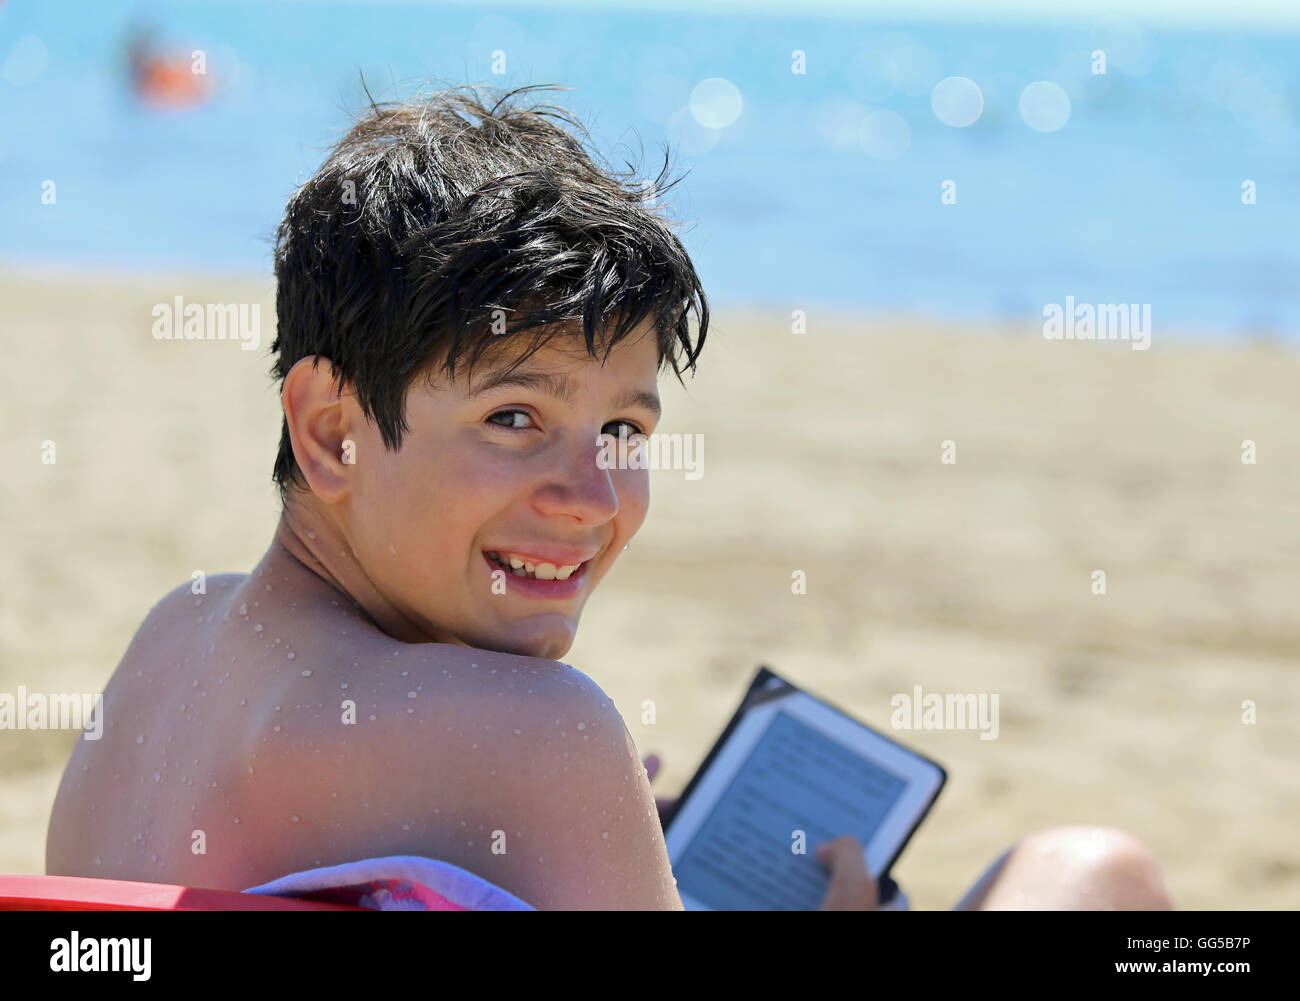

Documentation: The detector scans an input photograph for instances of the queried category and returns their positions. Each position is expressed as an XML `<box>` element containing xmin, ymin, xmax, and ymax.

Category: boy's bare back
<box><xmin>46</xmin><ymin>542</ymin><xmax>679</xmax><ymax>909</ymax></box>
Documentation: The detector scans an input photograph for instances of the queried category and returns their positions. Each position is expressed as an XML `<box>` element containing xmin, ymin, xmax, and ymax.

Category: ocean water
<box><xmin>2</xmin><ymin>1</ymin><xmax>1299</xmax><ymax>338</ymax></box>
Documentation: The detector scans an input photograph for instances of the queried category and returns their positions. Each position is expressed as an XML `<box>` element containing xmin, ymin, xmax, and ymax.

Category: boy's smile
<box><xmin>280</xmin><ymin>322</ymin><xmax>663</xmax><ymax>660</ymax></box>
<box><xmin>484</xmin><ymin>547</ymin><xmax>595</xmax><ymax>585</ymax></box>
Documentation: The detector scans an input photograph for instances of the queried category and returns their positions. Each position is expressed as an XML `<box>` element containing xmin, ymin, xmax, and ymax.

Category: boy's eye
<box><xmin>603</xmin><ymin>419</ymin><xmax>646</xmax><ymax>438</ymax></box>
<box><xmin>487</xmin><ymin>409</ymin><xmax>535</xmax><ymax>430</ymax></box>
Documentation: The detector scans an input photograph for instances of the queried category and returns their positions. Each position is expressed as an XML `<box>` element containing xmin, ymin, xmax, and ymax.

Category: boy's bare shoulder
<box><xmin>227</xmin><ymin>624</ymin><xmax>648</xmax><ymax>891</ymax></box>
<box><xmin>247</xmin><ymin>632</ymin><xmax>627</xmax><ymax>786</ymax></box>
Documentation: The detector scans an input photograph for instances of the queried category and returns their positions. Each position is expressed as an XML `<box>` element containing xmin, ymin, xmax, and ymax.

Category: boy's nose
<box><xmin>531</xmin><ymin>436</ymin><xmax>621</xmax><ymax>524</ymax></box>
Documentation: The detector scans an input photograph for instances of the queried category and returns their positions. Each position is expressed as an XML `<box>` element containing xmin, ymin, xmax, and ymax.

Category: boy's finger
<box><xmin>818</xmin><ymin>835</ymin><xmax>878</xmax><ymax>911</ymax></box>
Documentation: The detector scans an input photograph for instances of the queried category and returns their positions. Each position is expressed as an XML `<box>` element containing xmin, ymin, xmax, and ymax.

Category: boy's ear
<box><xmin>282</xmin><ymin>356</ymin><xmax>355</xmax><ymax>504</ymax></box>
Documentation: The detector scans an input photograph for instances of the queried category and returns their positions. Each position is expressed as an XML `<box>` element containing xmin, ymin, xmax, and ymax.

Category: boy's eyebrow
<box><xmin>469</xmin><ymin>369</ymin><xmax>662</xmax><ymax>417</ymax></box>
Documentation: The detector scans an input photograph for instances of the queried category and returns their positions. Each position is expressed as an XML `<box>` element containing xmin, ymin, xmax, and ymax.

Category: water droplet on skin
<box><xmin>94</xmin><ymin>856</ymin><xmax>102</xmax><ymax>866</ymax></box>
<box><xmin>289</xmin><ymin>653</ymin><xmax>297</xmax><ymax>661</ymax></box>
<box><xmin>407</xmin><ymin>692</ymin><xmax>417</xmax><ymax>698</ymax></box>
<box><xmin>389</xmin><ymin>544</ymin><xmax>397</xmax><ymax>555</ymax></box>
<box><xmin>340</xmin><ymin>683</ymin><xmax>348</xmax><ymax>689</ymax></box>
<box><xmin>402</xmin><ymin>824</ymin><xmax>410</xmax><ymax>831</ymax></box>
<box><xmin>239</xmin><ymin>604</ymin><xmax>248</xmax><ymax>616</ymax></box>
<box><xmin>602</xmin><ymin>832</ymin><xmax>609</xmax><ymax>840</ymax></box>
<box><xmin>135</xmin><ymin>734</ymin><xmax>144</xmax><ymax>744</ymax></box>
<box><xmin>233</xmin><ymin>817</ymin><xmax>240</xmax><ymax>824</ymax></box>
<box><xmin>513</xmin><ymin>728</ymin><xmax>522</xmax><ymax>735</ymax></box>
<box><xmin>369</xmin><ymin>714</ymin><xmax>376</xmax><ymax>721</ymax></box>
<box><xmin>239</xmin><ymin>698</ymin><xmax>247</xmax><ymax>707</ymax></box>
<box><xmin>273</xmin><ymin>725</ymin><xmax>281</xmax><ymax>732</ymax></box>
<box><xmin>406</xmin><ymin>707</ymin><xmax>413</xmax><ymax>713</ymax></box>
<box><xmin>265</xmin><ymin>584</ymin><xmax>272</xmax><ymax>591</ymax></box>
<box><xmin>153</xmin><ymin>772</ymin><xmax>161</xmax><ymax>782</ymax></box>
<box><xmin>254</xmin><ymin>624</ymin><xmax>263</xmax><ymax>633</ymax></box>
<box><xmin>577</xmin><ymin>723</ymin><xmax>585</xmax><ymax>730</ymax></box>
<box><xmin>192</xmin><ymin>679</ymin><xmax>199</xmax><ymax>688</ymax></box>
<box><xmin>291</xmin><ymin>814</ymin><xmax>300</xmax><ymax>823</ymax></box>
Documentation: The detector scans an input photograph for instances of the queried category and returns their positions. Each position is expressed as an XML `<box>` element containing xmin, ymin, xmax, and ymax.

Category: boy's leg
<box><xmin>952</xmin><ymin>826</ymin><xmax>1174</xmax><ymax>910</ymax></box>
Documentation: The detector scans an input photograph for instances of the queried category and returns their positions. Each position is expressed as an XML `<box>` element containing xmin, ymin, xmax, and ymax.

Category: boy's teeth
<box><xmin>491</xmin><ymin>552</ymin><xmax>582</xmax><ymax>580</ymax></box>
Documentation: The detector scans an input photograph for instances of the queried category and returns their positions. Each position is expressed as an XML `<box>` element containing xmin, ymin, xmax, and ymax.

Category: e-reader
<box><xmin>663</xmin><ymin>666</ymin><xmax>947</xmax><ymax>910</ymax></box>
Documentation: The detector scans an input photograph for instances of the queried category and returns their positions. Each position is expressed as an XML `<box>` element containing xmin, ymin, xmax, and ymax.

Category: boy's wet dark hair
<box><xmin>270</xmin><ymin>83</ymin><xmax>709</xmax><ymax>497</ymax></box>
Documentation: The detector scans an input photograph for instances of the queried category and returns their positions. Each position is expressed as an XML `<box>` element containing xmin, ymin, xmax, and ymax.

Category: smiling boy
<box><xmin>46</xmin><ymin>86</ymin><xmax>708</xmax><ymax>909</ymax></box>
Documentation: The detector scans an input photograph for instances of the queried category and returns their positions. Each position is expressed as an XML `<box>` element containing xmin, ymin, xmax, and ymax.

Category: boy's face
<box><xmin>342</xmin><ymin>325</ymin><xmax>662</xmax><ymax>659</ymax></box>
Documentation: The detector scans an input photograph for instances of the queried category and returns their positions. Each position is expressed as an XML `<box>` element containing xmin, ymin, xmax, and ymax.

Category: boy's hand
<box><xmin>643</xmin><ymin>753</ymin><xmax>678</xmax><ymax>826</ymax></box>
<box><xmin>817</xmin><ymin>835</ymin><xmax>880</xmax><ymax>910</ymax></box>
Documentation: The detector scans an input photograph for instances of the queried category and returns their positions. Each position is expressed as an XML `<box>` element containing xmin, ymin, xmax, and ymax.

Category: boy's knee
<box><xmin>1015</xmin><ymin>825</ymin><xmax>1173</xmax><ymax>909</ymax></box>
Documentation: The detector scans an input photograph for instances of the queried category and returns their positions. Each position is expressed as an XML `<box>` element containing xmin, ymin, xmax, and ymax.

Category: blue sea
<box><xmin>3</xmin><ymin>1</ymin><xmax>1299</xmax><ymax>338</ymax></box>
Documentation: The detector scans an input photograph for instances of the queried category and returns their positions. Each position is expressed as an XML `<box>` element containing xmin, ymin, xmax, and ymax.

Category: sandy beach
<box><xmin>2</xmin><ymin>270</ymin><xmax>1297</xmax><ymax>909</ymax></box>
